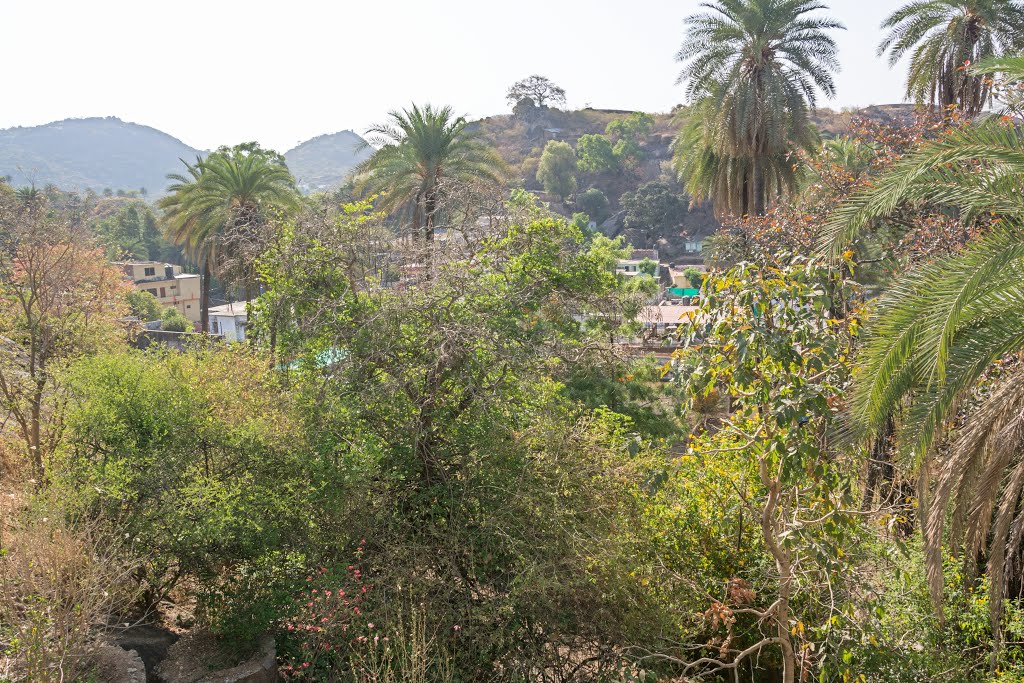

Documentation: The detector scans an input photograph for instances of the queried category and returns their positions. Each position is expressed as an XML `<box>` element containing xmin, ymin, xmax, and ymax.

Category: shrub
<box><xmin>160</xmin><ymin>306</ymin><xmax>190</xmax><ymax>332</ymax></box>
<box><xmin>0</xmin><ymin>504</ymin><xmax>140</xmax><ymax>682</ymax></box>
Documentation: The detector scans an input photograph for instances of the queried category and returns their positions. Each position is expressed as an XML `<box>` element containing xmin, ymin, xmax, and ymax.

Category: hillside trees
<box><xmin>0</xmin><ymin>193</ymin><xmax>127</xmax><ymax>478</ymax></box>
<box><xmin>536</xmin><ymin>140</ymin><xmax>578</xmax><ymax>201</ymax></box>
<box><xmin>577</xmin><ymin>187</ymin><xmax>611</xmax><ymax>224</ymax></box>
<box><xmin>673</xmin><ymin>0</ymin><xmax>843</xmax><ymax>216</ymax></box>
<box><xmin>621</xmin><ymin>181</ymin><xmax>689</xmax><ymax>247</ymax></box>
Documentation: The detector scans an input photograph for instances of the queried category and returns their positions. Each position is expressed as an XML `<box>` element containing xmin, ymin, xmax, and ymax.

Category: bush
<box><xmin>126</xmin><ymin>290</ymin><xmax>162</xmax><ymax>321</ymax></box>
<box><xmin>0</xmin><ymin>504</ymin><xmax>140</xmax><ymax>682</ymax></box>
<box><xmin>160</xmin><ymin>305</ymin><xmax>190</xmax><ymax>332</ymax></box>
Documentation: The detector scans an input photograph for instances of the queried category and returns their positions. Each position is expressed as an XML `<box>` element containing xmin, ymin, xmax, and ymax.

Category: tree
<box><xmin>356</xmin><ymin>104</ymin><xmax>505</xmax><ymax>241</ymax></box>
<box><xmin>575</xmin><ymin>134</ymin><xmax>619</xmax><ymax>175</ymax></box>
<box><xmin>674</xmin><ymin>259</ymin><xmax>859</xmax><ymax>682</ymax></box>
<box><xmin>505</xmin><ymin>75</ymin><xmax>567</xmax><ymax>108</ymax></box>
<box><xmin>0</xmin><ymin>194</ymin><xmax>127</xmax><ymax>477</ymax></box>
<box><xmin>160</xmin><ymin>306</ymin><xmax>190</xmax><ymax>332</ymax></box>
<box><xmin>126</xmin><ymin>290</ymin><xmax>162</xmax><ymax>322</ymax></box>
<box><xmin>576</xmin><ymin>187</ymin><xmax>611</xmax><ymax>224</ymax></box>
<box><xmin>159</xmin><ymin>143</ymin><xmax>298</xmax><ymax>332</ymax></box>
<box><xmin>823</xmin><ymin>58</ymin><xmax>1024</xmax><ymax>634</ymax></box>
<box><xmin>536</xmin><ymin>140</ymin><xmax>577</xmax><ymax>201</ymax></box>
<box><xmin>674</xmin><ymin>0</ymin><xmax>843</xmax><ymax>216</ymax></box>
<box><xmin>606</xmin><ymin>113</ymin><xmax>654</xmax><ymax>169</ymax></box>
<box><xmin>879</xmin><ymin>0</ymin><xmax>1024</xmax><ymax>116</ymax></box>
<box><xmin>620</xmin><ymin>181</ymin><xmax>688</xmax><ymax>246</ymax></box>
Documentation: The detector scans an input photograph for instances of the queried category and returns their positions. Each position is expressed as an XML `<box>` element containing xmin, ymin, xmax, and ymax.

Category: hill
<box><xmin>0</xmin><ymin>117</ymin><xmax>202</xmax><ymax>195</ymax></box>
<box><xmin>284</xmin><ymin>130</ymin><xmax>371</xmax><ymax>193</ymax></box>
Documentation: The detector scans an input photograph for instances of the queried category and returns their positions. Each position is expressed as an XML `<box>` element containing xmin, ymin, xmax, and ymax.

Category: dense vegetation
<box><xmin>5</xmin><ymin>2</ymin><xmax>1024</xmax><ymax>682</ymax></box>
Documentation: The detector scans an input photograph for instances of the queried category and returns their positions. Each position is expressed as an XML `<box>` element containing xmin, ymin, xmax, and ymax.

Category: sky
<box><xmin>1</xmin><ymin>0</ymin><xmax>909</xmax><ymax>153</ymax></box>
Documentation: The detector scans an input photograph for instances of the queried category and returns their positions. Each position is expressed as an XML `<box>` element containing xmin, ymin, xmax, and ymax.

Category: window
<box><xmin>211</xmin><ymin>321</ymin><xmax>219</xmax><ymax>334</ymax></box>
<box><xmin>146</xmin><ymin>288</ymin><xmax>158</xmax><ymax>296</ymax></box>
<box><xmin>159</xmin><ymin>287</ymin><xmax>166</xmax><ymax>298</ymax></box>
<box><xmin>186</xmin><ymin>305</ymin><xmax>191</xmax><ymax>309</ymax></box>
<box><xmin>144</xmin><ymin>267</ymin><xmax>155</xmax><ymax>277</ymax></box>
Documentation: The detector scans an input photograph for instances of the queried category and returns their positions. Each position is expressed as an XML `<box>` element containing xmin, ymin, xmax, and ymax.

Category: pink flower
<box><xmin>368</xmin><ymin>622</ymin><xmax>375</xmax><ymax>629</ymax></box>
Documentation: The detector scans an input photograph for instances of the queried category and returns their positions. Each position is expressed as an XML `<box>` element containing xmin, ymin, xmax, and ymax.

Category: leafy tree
<box><xmin>92</xmin><ymin>201</ymin><xmax>171</xmax><ymax>261</ymax></box>
<box><xmin>673</xmin><ymin>259</ymin><xmax>860</xmax><ymax>682</ymax></box>
<box><xmin>160</xmin><ymin>306</ymin><xmax>190</xmax><ymax>332</ymax></box>
<box><xmin>159</xmin><ymin>143</ymin><xmax>298</xmax><ymax>332</ymax></box>
<box><xmin>576</xmin><ymin>187</ymin><xmax>611</xmax><ymax>224</ymax></box>
<box><xmin>674</xmin><ymin>0</ymin><xmax>843</xmax><ymax>215</ymax></box>
<box><xmin>126</xmin><ymin>290</ymin><xmax>162</xmax><ymax>322</ymax></box>
<box><xmin>683</xmin><ymin>266</ymin><xmax>704</xmax><ymax>287</ymax></box>
<box><xmin>606</xmin><ymin>112</ymin><xmax>655</xmax><ymax>169</ymax></box>
<box><xmin>620</xmin><ymin>181</ymin><xmax>688</xmax><ymax>244</ymax></box>
<box><xmin>505</xmin><ymin>75</ymin><xmax>567</xmax><ymax>108</ymax></box>
<box><xmin>536</xmin><ymin>140</ymin><xmax>577</xmax><ymax>201</ymax></box>
<box><xmin>0</xmin><ymin>194</ymin><xmax>127</xmax><ymax>477</ymax></box>
<box><xmin>575</xmin><ymin>134</ymin><xmax>619</xmax><ymax>174</ymax></box>
<box><xmin>879</xmin><ymin>0</ymin><xmax>1024</xmax><ymax>116</ymax></box>
<box><xmin>356</xmin><ymin>104</ymin><xmax>505</xmax><ymax>241</ymax></box>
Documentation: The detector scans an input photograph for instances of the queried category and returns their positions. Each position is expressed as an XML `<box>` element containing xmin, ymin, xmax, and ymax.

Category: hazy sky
<box><xmin>2</xmin><ymin>0</ymin><xmax>909</xmax><ymax>152</ymax></box>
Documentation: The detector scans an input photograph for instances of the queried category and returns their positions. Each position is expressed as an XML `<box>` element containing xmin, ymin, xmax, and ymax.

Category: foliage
<box><xmin>673</xmin><ymin>0</ymin><xmax>842</xmax><ymax>215</ymax></box>
<box><xmin>672</xmin><ymin>259</ymin><xmax>862</xmax><ymax>681</ymax></box>
<box><xmin>126</xmin><ymin>289</ymin><xmax>162</xmax><ymax>322</ymax></box>
<box><xmin>879</xmin><ymin>0</ymin><xmax>1024</xmax><ymax>115</ymax></box>
<box><xmin>90</xmin><ymin>200</ymin><xmax>174</xmax><ymax>261</ymax></box>
<box><xmin>160</xmin><ymin>306</ymin><xmax>190</xmax><ymax>332</ymax></box>
<box><xmin>536</xmin><ymin>140</ymin><xmax>578</xmax><ymax>201</ymax></box>
<box><xmin>575</xmin><ymin>134</ymin><xmax>619</xmax><ymax>175</ymax></box>
<box><xmin>576</xmin><ymin>187</ymin><xmax>611</xmax><ymax>224</ymax></box>
<box><xmin>0</xmin><ymin>194</ymin><xmax>128</xmax><ymax>477</ymax></box>
<box><xmin>506</xmin><ymin>75</ymin><xmax>567</xmax><ymax>108</ymax></box>
<box><xmin>606</xmin><ymin>113</ymin><xmax>654</xmax><ymax>170</ymax></box>
<box><xmin>620</xmin><ymin>181</ymin><xmax>688</xmax><ymax>240</ymax></box>
<box><xmin>54</xmin><ymin>347</ymin><xmax>327</xmax><ymax>625</ymax></box>
<box><xmin>682</xmin><ymin>266</ymin><xmax>704</xmax><ymax>288</ymax></box>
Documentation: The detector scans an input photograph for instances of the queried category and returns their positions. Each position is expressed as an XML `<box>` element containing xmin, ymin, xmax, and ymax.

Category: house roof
<box><xmin>208</xmin><ymin>300</ymin><xmax>255</xmax><ymax>318</ymax></box>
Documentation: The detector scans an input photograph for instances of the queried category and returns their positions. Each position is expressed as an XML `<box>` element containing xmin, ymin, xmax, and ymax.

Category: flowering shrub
<box><xmin>279</xmin><ymin>546</ymin><xmax>375</xmax><ymax>680</ymax></box>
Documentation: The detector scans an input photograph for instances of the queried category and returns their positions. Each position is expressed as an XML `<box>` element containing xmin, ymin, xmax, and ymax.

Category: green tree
<box><xmin>879</xmin><ymin>0</ymin><xmax>1024</xmax><ymax>116</ymax></box>
<box><xmin>620</xmin><ymin>181</ymin><xmax>688</xmax><ymax>245</ymax></box>
<box><xmin>606</xmin><ymin>112</ymin><xmax>654</xmax><ymax>169</ymax></box>
<box><xmin>160</xmin><ymin>306</ymin><xmax>190</xmax><ymax>332</ymax></box>
<box><xmin>673</xmin><ymin>0</ymin><xmax>842</xmax><ymax>215</ymax></box>
<box><xmin>576</xmin><ymin>187</ymin><xmax>611</xmax><ymax>224</ymax></box>
<box><xmin>575</xmin><ymin>134</ymin><xmax>619</xmax><ymax>174</ymax></box>
<box><xmin>356</xmin><ymin>104</ymin><xmax>505</xmax><ymax>241</ymax></box>
<box><xmin>536</xmin><ymin>140</ymin><xmax>577</xmax><ymax>201</ymax></box>
<box><xmin>159</xmin><ymin>143</ymin><xmax>298</xmax><ymax>332</ymax></box>
<box><xmin>126</xmin><ymin>290</ymin><xmax>162</xmax><ymax>322</ymax></box>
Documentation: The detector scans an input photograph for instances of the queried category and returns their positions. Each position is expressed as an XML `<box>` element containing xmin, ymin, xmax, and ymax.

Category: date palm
<box><xmin>673</xmin><ymin>0</ymin><xmax>843</xmax><ymax>216</ymax></box>
<box><xmin>159</xmin><ymin>144</ymin><xmax>298</xmax><ymax>332</ymax></box>
<box><xmin>824</xmin><ymin>57</ymin><xmax>1024</xmax><ymax>632</ymax></box>
<box><xmin>355</xmin><ymin>104</ymin><xmax>505</xmax><ymax>240</ymax></box>
<box><xmin>879</xmin><ymin>0</ymin><xmax>1024</xmax><ymax>116</ymax></box>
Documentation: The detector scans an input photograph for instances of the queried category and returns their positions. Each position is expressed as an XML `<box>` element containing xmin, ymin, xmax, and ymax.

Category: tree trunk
<box><xmin>29</xmin><ymin>384</ymin><xmax>43</xmax><ymax>480</ymax></box>
<box><xmin>752</xmin><ymin>156</ymin><xmax>767</xmax><ymax>216</ymax></box>
<box><xmin>201</xmin><ymin>261</ymin><xmax>212</xmax><ymax>333</ymax></box>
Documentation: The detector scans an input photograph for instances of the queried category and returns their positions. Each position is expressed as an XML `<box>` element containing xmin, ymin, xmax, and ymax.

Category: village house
<box><xmin>208</xmin><ymin>300</ymin><xmax>253</xmax><ymax>343</ymax></box>
<box><xmin>117</xmin><ymin>261</ymin><xmax>202</xmax><ymax>324</ymax></box>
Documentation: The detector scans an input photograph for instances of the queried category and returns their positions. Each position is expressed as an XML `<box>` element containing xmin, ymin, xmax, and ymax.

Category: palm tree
<box><xmin>673</xmin><ymin>0</ymin><xmax>843</xmax><ymax>216</ymax></box>
<box><xmin>158</xmin><ymin>144</ymin><xmax>298</xmax><ymax>332</ymax></box>
<box><xmin>824</xmin><ymin>57</ymin><xmax>1024</xmax><ymax>633</ymax></box>
<box><xmin>879</xmin><ymin>0</ymin><xmax>1024</xmax><ymax>116</ymax></box>
<box><xmin>355</xmin><ymin>104</ymin><xmax>505</xmax><ymax>240</ymax></box>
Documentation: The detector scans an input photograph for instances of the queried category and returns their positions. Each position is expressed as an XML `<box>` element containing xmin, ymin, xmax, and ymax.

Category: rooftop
<box><xmin>208</xmin><ymin>300</ymin><xmax>256</xmax><ymax>317</ymax></box>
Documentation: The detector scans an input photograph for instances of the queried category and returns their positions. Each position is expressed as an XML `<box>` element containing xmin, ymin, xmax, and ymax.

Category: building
<box><xmin>616</xmin><ymin>249</ymin><xmax>661</xmax><ymax>278</ymax></box>
<box><xmin>208</xmin><ymin>301</ymin><xmax>253</xmax><ymax>343</ymax></box>
<box><xmin>117</xmin><ymin>261</ymin><xmax>202</xmax><ymax>324</ymax></box>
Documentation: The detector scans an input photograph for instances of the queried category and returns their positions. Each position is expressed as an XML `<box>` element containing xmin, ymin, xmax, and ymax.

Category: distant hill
<box><xmin>0</xmin><ymin>117</ymin><xmax>202</xmax><ymax>195</ymax></box>
<box><xmin>284</xmin><ymin>130</ymin><xmax>371</xmax><ymax>193</ymax></box>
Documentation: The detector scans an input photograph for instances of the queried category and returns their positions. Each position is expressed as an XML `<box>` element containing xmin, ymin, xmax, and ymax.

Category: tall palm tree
<box><xmin>879</xmin><ymin>0</ymin><xmax>1024</xmax><ymax>116</ymax></box>
<box><xmin>355</xmin><ymin>104</ymin><xmax>505</xmax><ymax>240</ymax></box>
<box><xmin>158</xmin><ymin>144</ymin><xmax>298</xmax><ymax>332</ymax></box>
<box><xmin>824</xmin><ymin>57</ymin><xmax>1024</xmax><ymax>633</ymax></box>
<box><xmin>673</xmin><ymin>0</ymin><xmax>843</xmax><ymax>216</ymax></box>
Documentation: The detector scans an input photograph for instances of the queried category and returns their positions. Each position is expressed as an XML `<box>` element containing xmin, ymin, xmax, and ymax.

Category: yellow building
<box><xmin>117</xmin><ymin>261</ymin><xmax>202</xmax><ymax>324</ymax></box>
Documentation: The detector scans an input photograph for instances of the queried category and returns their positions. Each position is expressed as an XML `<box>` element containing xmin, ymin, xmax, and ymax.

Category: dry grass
<box><xmin>0</xmin><ymin>502</ymin><xmax>141</xmax><ymax>682</ymax></box>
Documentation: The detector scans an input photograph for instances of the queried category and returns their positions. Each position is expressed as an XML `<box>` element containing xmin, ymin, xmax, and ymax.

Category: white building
<box><xmin>208</xmin><ymin>301</ymin><xmax>253</xmax><ymax>342</ymax></box>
